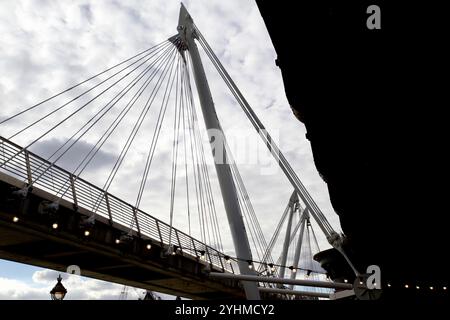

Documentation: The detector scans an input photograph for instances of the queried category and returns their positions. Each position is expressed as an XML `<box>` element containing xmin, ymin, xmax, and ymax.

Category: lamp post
<box><xmin>50</xmin><ymin>275</ymin><xmax>67</xmax><ymax>300</ymax></box>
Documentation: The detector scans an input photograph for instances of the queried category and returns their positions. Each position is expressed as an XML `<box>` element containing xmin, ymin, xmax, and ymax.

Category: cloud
<box><xmin>0</xmin><ymin>266</ymin><xmax>178</xmax><ymax>300</ymax></box>
<box><xmin>79</xmin><ymin>4</ymin><xmax>94</xmax><ymax>25</ymax></box>
<box><xmin>0</xmin><ymin>0</ymin><xmax>341</xmax><ymax>289</ymax></box>
<box><xmin>0</xmin><ymin>269</ymin><xmax>152</xmax><ymax>300</ymax></box>
<box><xmin>30</xmin><ymin>137</ymin><xmax>117</xmax><ymax>173</ymax></box>
<box><xmin>0</xmin><ymin>277</ymin><xmax>50</xmax><ymax>300</ymax></box>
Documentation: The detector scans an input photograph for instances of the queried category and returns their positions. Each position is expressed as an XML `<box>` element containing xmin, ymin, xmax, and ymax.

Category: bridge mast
<box><xmin>173</xmin><ymin>3</ymin><xmax>260</xmax><ymax>300</ymax></box>
<box><xmin>277</xmin><ymin>191</ymin><xmax>298</xmax><ymax>282</ymax></box>
<box><xmin>289</xmin><ymin>208</ymin><xmax>309</xmax><ymax>289</ymax></box>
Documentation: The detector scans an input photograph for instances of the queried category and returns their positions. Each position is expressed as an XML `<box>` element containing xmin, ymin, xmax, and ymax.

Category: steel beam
<box><xmin>208</xmin><ymin>272</ymin><xmax>353</xmax><ymax>290</ymax></box>
<box><xmin>278</xmin><ymin>191</ymin><xmax>297</xmax><ymax>281</ymax></box>
<box><xmin>289</xmin><ymin>208</ymin><xmax>308</xmax><ymax>288</ymax></box>
<box><xmin>329</xmin><ymin>289</ymin><xmax>356</xmax><ymax>300</ymax></box>
<box><xmin>259</xmin><ymin>287</ymin><xmax>330</xmax><ymax>299</ymax></box>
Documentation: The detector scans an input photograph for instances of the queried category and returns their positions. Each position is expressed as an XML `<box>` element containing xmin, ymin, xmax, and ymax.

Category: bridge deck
<box><xmin>0</xmin><ymin>137</ymin><xmax>244</xmax><ymax>299</ymax></box>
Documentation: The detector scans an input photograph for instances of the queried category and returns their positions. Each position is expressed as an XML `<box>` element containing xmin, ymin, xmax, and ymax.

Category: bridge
<box><xmin>0</xmin><ymin>136</ymin><xmax>243</xmax><ymax>300</ymax></box>
<box><xmin>0</xmin><ymin>4</ymin><xmax>361</xmax><ymax>300</ymax></box>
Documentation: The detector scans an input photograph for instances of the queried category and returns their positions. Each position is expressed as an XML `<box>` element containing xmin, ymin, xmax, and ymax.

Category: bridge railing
<box><xmin>0</xmin><ymin>136</ymin><xmax>234</xmax><ymax>273</ymax></box>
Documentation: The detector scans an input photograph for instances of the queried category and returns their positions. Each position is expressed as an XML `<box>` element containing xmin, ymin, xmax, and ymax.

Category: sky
<box><xmin>0</xmin><ymin>0</ymin><xmax>341</xmax><ymax>299</ymax></box>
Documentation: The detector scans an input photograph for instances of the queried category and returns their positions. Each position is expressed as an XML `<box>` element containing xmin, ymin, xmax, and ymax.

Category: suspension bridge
<box><xmin>0</xmin><ymin>4</ymin><xmax>362</xmax><ymax>300</ymax></box>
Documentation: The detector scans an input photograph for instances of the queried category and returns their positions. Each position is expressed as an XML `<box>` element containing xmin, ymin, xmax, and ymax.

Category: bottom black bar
<box><xmin>0</xmin><ymin>299</ymin><xmax>447</xmax><ymax>319</ymax></box>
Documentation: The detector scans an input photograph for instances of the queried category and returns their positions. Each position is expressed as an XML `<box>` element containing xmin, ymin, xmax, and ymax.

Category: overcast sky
<box><xmin>0</xmin><ymin>0</ymin><xmax>341</xmax><ymax>299</ymax></box>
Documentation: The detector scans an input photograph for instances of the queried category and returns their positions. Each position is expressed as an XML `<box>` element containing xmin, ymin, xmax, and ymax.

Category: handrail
<box><xmin>0</xmin><ymin>136</ymin><xmax>233</xmax><ymax>273</ymax></box>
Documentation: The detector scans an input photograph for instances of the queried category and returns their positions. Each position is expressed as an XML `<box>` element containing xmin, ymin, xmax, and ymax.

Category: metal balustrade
<box><xmin>0</xmin><ymin>136</ymin><xmax>234</xmax><ymax>273</ymax></box>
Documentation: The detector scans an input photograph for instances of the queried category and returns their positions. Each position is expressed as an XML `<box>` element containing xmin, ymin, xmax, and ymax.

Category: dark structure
<box><xmin>256</xmin><ymin>0</ymin><xmax>448</xmax><ymax>296</ymax></box>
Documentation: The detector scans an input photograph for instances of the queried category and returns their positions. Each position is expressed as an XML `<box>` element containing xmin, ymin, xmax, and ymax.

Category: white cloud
<box><xmin>0</xmin><ymin>269</ymin><xmax>154</xmax><ymax>300</ymax></box>
<box><xmin>0</xmin><ymin>0</ymin><xmax>341</xmax><ymax>290</ymax></box>
<box><xmin>0</xmin><ymin>277</ymin><xmax>49</xmax><ymax>300</ymax></box>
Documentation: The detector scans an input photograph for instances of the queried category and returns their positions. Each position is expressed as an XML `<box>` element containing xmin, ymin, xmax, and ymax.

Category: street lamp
<box><xmin>50</xmin><ymin>275</ymin><xmax>67</xmax><ymax>300</ymax></box>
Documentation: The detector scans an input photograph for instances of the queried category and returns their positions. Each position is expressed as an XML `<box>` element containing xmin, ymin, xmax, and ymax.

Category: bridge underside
<box><xmin>0</xmin><ymin>173</ymin><xmax>244</xmax><ymax>300</ymax></box>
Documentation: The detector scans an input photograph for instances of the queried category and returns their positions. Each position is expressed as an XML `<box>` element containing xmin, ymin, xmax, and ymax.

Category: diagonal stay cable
<box><xmin>197</xmin><ymin>34</ymin><xmax>306</xmax><ymax>250</ymax></box>
<box><xmin>183</xmin><ymin>55</ymin><xmax>223</xmax><ymax>251</ymax></box>
<box><xmin>168</xmin><ymin>55</ymin><xmax>183</xmax><ymax>248</ymax></box>
<box><xmin>124</xmin><ymin>49</ymin><xmax>182</xmax><ymax>235</ymax></box>
<box><xmin>28</xmin><ymin>42</ymin><xmax>174</xmax><ymax>189</ymax></box>
<box><xmin>310</xmin><ymin>220</ymin><xmax>322</xmax><ymax>253</ymax></box>
<box><xmin>134</xmin><ymin>49</ymin><xmax>182</xmax><ymax>211</ymax></box>
<box><xmin>101</xmin><ymin>50</ymin><xmax>178</xmax><ymax>193</ymax></box>
<box><xmin>8</xmin><ymin>41</ymin><xmax>170</xmax><ymax>140</ymax></box>
<box><xmin>0</xmin><ymin>40</ymin><xmax>168</xmax><ymax>126</ymax></box>
<box><xmin>259</xmin><ymin>203</ymin><xmax>290</xmax><ymax>274</ymax></box>
<box><xmin>183</xmin><ymin>56</ymin><xmax>215</xmax><ymax>248</ymax></box>
<box><xmin>177</xmin><ymin>55</ymin><xmax>205</xmax><ymax>243</ymax></box>
<box><xmin>53</xmin><ymin>44</ymin><xmax>177</xmax><ymax>202</ymax></box>
<box><xmin>56</xmin><ymin>45</ymin><xmax>177</xmax><ymax>209</ymax></box>
<box><xmin>226</xmin><ymin>145</ymin><xmax>265</xmax><ymax>263</ymax></box>
<box><xmin>183</xmin><ymin>58</ymin><xmax>206</xmax><ymax>244</ymax></box>
<box><xmin>183</xmin><ymin>55</ymin><xmax>224</xmax><ymax>252</ymax></box>
<box><xmin>274</xmin><ymin>217</ymin><xmax>303</xmax><ymax>267</ymax></box>
<box><xmin>88</xmin><ymin>48</ymin><xmax>179</xmax><ymax>217</ymax></box>
<box><xmin>126</xmin><ymin>55</ymin><xmax>183</xmax><ymax>236</ymax></box>
<box><xmin>0</xmin><ymin>43</ymin><xmax>172</xmax><ymax>172</ymax></box>
<box><xmin>181</xmin><ymin>58</ymin><xmax>192</xmax><ymax>239</ymax></box>
<box><xmin>195</xmin><ymin>28</ymin><xmax>334</xmax><ymax>236</ymax></box>
<box><xmin>69</xmin><ymin>45</ymin><xmax>177</xmax><ymax>177</ymax></box>
<box><xmin>194</xmin><ymin>29</ymin><xmax>329</xmax><ymax>229</ymax></box>
<box><xmin>195</xmin><ymin>30</ymin><xmax>325</xmax><ymax>260</ymax></box>
<box><xmin>226</xmin><ymin>145</ymin><xmax>272</xmax><ymax>264</ymax></box>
